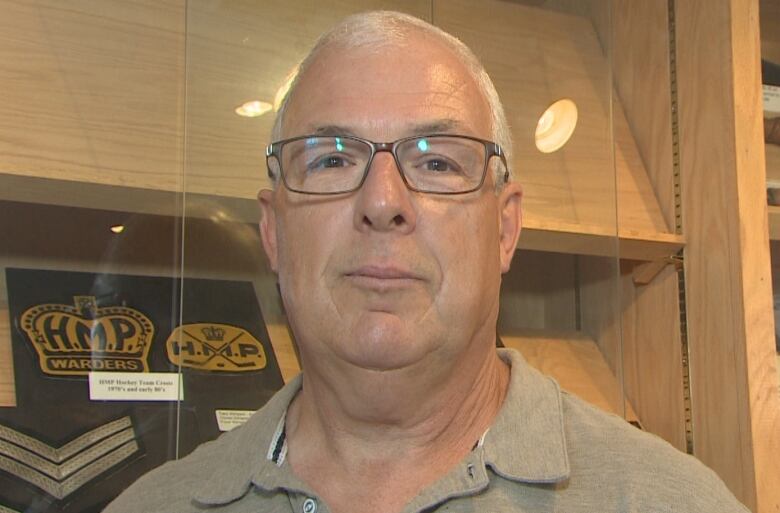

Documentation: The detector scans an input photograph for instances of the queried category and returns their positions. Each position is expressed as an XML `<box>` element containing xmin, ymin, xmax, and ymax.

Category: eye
<box><xmin>415</xmin><ymin>155</ymin><xmax>463</xmax><ymax>175</ymax></box>
<box><xmin>321</xmin><ymin>155</ymin><xmax>348</xmax><ymax>168</ymax></box>
<box><xmin>423</xmin><ymin>158</ymin><xmax>453</xmax><ymax>172</ymax></box>
<box><xmin>308</xmin><ymin>154</ymin><xmax>352</xmax><ymax>171</ymax></box>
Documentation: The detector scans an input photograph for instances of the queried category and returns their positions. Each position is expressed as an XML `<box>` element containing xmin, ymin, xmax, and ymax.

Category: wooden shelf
<box><xmin>0</xmin><ymin>172</ymin><xmax>683</xmax><ymax>263</ymax></box>
<box><xmin>520</xmin><ymin>217</ymin><xmax>684</xmax><ymax>261</ymax></box>
<box><xmin>0</xmin><ymin>173</ymin><xmax>259</xmax><ymax>224</ymax></box>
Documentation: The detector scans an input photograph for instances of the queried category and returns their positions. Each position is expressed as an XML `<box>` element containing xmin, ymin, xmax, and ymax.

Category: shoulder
<box><xmin>103</xmin><ymin>429</ymin><xmax>239</xmax><ymax>513</ymax></box>
<box><xmin>105</xmin><ymin>375</ymin><xmax>302</xmax><ymax>512</ymax></box>
<box><xmin>559</xmin><ymin>391</ymin><xmax>750</xmax><ymax>512</ymax></box>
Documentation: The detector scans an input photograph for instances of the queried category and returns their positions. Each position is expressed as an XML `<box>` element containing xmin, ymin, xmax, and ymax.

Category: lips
<box><xmin>348</xmin><ymin>265</ymin><xmax>420</xmax><ymax>280</ymax></box>
<box><xmin>344</xmin><ymin>265</ymin><xmax>423</xmax><ymax>290</ymax></box>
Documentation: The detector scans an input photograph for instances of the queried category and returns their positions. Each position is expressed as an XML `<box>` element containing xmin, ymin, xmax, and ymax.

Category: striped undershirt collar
<box><xmin>266</xmin><ymin>411</ymin><xmax>287</xmax><ymax>466</ymax></box>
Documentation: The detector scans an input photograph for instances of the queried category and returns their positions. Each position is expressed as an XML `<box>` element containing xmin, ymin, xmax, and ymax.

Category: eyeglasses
<box><xmin>265</xmin><ymin>134</ymin><xmax>509</xmax><ymax>195</ymax></box>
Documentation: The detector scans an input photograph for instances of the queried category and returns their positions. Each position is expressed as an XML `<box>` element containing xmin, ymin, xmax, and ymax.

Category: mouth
<box><xmin>345</xmin><ymin>265</ymin><xmax>423</xmax><ymax>290</ymax></box>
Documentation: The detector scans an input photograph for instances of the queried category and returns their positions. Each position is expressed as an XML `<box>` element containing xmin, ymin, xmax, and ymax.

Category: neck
<box><xmin>286</xmin><ymin>339</ymin><xmax>510</xmax><ymax>477</ymax></box>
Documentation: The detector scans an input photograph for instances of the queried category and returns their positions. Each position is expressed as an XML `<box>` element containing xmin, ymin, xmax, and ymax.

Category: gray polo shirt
<box><xmin>104</xmin><ymin>349</ymin><xmax>748</xmax><ymax>512</ymax></box>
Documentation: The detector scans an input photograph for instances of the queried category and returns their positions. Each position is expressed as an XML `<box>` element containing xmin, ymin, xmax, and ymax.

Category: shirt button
<box><xmin>302</xmin><ymin>497</ymin><xmax>317</xmax><ymax>513</ymax></box>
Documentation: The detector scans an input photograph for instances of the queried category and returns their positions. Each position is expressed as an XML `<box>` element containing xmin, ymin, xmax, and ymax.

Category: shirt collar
<box><xmin>192</xmin><ymin>373</ymin><xmax>308</xmax><ymax>506</ymax></box>
<box><xmin>192</xmin><ymin>348</ymin><xmax>570</xmax><ymax>506</ymax></box>
<box><xmin>483</xmin><ymin>349</ymin><xmax>570</xmax><ymax>483</ymax></box>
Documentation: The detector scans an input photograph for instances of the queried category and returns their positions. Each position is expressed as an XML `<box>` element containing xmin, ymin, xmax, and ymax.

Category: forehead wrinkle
<box><xmin>427</xmin><ymin>63</ymin><xmax>474</xmax><ymax>99</ymax></box>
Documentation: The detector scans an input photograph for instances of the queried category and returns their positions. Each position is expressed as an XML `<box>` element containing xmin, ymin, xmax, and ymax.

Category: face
<box><xmin>259</xmin><ymin>33</ymin><xmax>522</xmax><ymax>375</ymax></box>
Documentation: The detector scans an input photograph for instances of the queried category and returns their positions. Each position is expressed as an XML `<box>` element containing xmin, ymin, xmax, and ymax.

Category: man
<box><xmin>106</xmin><ymin>11</ymin><xmax>748</xmax><ymax>513</ymax></box>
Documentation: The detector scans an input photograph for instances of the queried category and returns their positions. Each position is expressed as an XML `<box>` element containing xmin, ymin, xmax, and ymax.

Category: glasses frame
<box><xmin>265</xmin><ymin>133</ymin><xmax>510</xmax><ymax>195</ymax></box>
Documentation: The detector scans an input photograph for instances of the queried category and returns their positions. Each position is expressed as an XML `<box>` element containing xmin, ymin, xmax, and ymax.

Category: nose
<box><xmin>353</xmin><ymin>151</ymin><xmax>417</xmax><ymax>234</ymax></box>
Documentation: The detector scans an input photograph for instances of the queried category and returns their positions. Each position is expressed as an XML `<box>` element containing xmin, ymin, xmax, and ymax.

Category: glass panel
<box><xmin>179</xmin><ymin>0</ymin><xmax>434</xmax><ymax>466</ymax></box>
<box><xmin>760</xmin><ymin>0</ymin><xmax>780</xmax><ymax>392</ymax></box>
<box><xmin>181</xmin><ymin>0</ymin><xmax>656</xmax><ymax>443</ymax></box>
<box><xmin>431</xmin><ymin>0</ymin><xmax>629</xmax><ymax>422</ymax></box>
<box><xmin>0</xmin><ymin>0</ymin><xmax>186</xmax><ymax>510</ymax></box>
<box><xmin>0</xmin><ymin>0</ymin><xmax>690</xmax><ymax>506</ymax></box>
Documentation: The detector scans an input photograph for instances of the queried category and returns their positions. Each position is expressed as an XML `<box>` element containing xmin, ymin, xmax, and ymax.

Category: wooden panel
<box><xmin>502</xmin><ymin>331</ymin><xmax>639</xmax><ymax>422</ymax></box>
<box><xmin>0</xmin><ymin>0</ymin><xmax>186</xmax><ymax>196</ymax></box>
<box><xmin>577</xmin><ymin>255</ymin><xmax>621</xmax><ymax>377</ymax></box>
<box><xmin>436</xmin><ymin>0</ymin><xmax>672</xmax><ymax>241</ymax></box>
<box><xmin>677</xmin><ymin>0</ymin><xmax>780</xmax><ymax>510</ymax></box>
<box><xmin>508</xmin><ymin>1</ymin><xmax>610</xmax><ymax>64</ymax></box>
<box><xmin>609</xmin><ymin>0</ymin><xmax>686</xmax><ymax>452</ymax></box>
<box><xmin>574</xmin><ymin>253</ymin><xmax>686</xmax><ymax>449</ymax></box>
<box><xmin>612</xmin><ymin>0</ymin><xmax>676</xmax><ymax>231</ymax></box>
<box><xmin>619</xmin><ymin>262</ymin><xmax>686</xmax><ymax>452</ymax></box>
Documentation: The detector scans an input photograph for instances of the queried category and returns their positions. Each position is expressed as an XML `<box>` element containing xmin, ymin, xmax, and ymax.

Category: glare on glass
<box><xmin>265</xmin><ymin>134</ymin><xmax>508</xmax><ymax>195</ymax></box>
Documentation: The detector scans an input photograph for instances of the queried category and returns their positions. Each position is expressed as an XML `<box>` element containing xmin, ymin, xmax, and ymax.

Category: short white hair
<box><xmin>271</xmin><ymin>10</ymin><xmax>513</xmax><ymax>186</ymax></box>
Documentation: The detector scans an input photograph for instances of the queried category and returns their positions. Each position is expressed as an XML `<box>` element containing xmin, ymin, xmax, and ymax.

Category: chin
<box><xmin>339</xmin><ymin>315</ymin><xmax>434</xmax><ymax>372</ymax></box>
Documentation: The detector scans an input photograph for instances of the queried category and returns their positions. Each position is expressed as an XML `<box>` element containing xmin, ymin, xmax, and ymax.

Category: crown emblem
<box><xmin>20</xmin><ymin>296</ymin><xmax>155</xmax><ymax>376</ymax></box>
<box><xmin>201</xmin><ymin>326</ymin><xmax>225</xmax><ymax>341</ymax></box>
<box><xmin>166</xmin><ymin>323</ymin><xmax>266</xmax><ymax>372</ymax></box>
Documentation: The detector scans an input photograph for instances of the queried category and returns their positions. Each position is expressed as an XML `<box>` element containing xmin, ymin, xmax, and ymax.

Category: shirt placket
<box><xmin>401</xmin><ymin>448</ymin><xmax>490</xmax><ymax>513</ymax></box>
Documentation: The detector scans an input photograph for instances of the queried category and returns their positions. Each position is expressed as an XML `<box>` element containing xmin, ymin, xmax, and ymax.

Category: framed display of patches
<box><xmin>0</xmin><ymin>268</ymin><xmax>284</xmax><ymax>512</ymax></box>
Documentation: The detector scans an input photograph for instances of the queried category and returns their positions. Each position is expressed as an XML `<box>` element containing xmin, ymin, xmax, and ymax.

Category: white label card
<box><xmin>765</xmin><ymin>84</ymin><xmax>780</xmax><ymax>116</ymax></box>
<box><xmin>89</xmin><ymin>372</ymin><xmax>183</xmax><ymax>401</ymax></box>
<box><xmin>215</xmin><ymin>409</ymin><xmax>256</xmax><ymax>431</ymax></box>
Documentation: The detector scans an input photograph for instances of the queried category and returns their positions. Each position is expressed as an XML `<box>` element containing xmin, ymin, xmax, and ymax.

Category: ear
<box><xmin>258</xmin><ymin>189</ymin><xmax>279</xmax><ymax>273</ymax></box>
<box><xmin>497</xmin><ymin>182</ymin><xmax>523</xmax><ymax>273</ymax></box>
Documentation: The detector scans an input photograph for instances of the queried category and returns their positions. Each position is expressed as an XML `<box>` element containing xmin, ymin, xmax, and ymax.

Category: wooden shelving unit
<box><xmin>0</xmin><ymin>0</ymin><xmax>777</xmax><ymax>511</ymax></box>
<box><xmin>0</xmin><ymin>0</ymin><xmax>679</xmax><ymax>263</ymax></box>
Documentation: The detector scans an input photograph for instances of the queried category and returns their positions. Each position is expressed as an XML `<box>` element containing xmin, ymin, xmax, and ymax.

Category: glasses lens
<box><xmin>397</xmin><ymin>136</ymin><xmax>487</xmax><ymax>193</ymax></box>
<box><xmin>280</xmin><ymin>136</ymin><xmax>371</xmax><ymax>193</ymax></box>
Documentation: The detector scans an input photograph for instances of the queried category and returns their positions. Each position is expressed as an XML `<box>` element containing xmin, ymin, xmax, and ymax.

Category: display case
<box><xmin>0</xmin><ymin>0</ymin><xmax>777</xmax><ymax>511</ymax></box>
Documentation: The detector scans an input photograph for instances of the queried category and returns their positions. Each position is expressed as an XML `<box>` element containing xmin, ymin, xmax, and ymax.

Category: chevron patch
<box><xmin>0</xmin><ymin>417</ymin><xmax>139</xmax><ymax>500</ymax></box>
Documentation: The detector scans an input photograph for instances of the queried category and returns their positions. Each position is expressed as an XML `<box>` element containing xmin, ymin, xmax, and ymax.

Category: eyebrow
<box><xmin>312</xmin><ymin>125</ymin><xmax>358</xmax><ymax>137</ymax></box>
<box><xmin>408</xmin><ymin>119</ymin><xmax>462</xmax><ymax>135</ymax></box>
<box><xmin>311</xmin><ymin>119</ymin><xmax>465</xmax><ymax>138</ymax></box>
